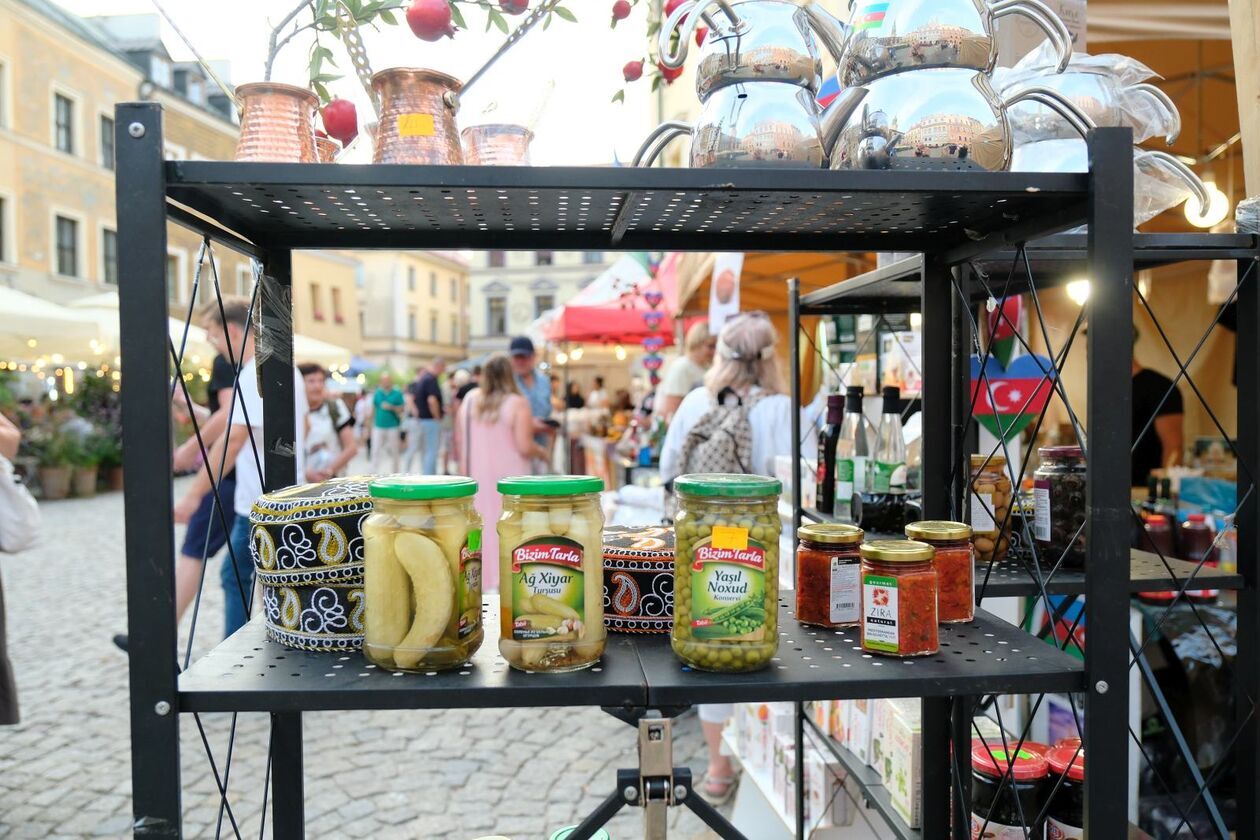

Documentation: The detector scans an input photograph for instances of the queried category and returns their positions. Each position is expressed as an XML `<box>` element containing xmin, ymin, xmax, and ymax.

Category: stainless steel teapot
<box><xmin>829</xmin><ymin>68</ymin><xmax>1093</xmax><ymax>172</ymax></box>
<box><xmin>635</xmin><ymin>81</ymin><xmax>865</xmax><ymax>168</ymax></box>
<box><xmin>838</xmin><ymin>0</ymin><xmax>1072</xmax><ymax>86</ymax></box>
<box><xmin>658</xmin><ymin>0</ymin><xmax>850</xmax><ymax>101</ymax></box>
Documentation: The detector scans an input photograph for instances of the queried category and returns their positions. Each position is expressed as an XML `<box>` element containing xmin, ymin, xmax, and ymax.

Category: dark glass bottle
<box><xmin>816</xmin><ymin>395</ymin><xmax>844</xmax><ymax>515</ymax></box>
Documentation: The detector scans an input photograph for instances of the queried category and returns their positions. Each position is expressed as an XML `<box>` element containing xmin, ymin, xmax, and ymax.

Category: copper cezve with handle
<box><xmin>233</xmin><ymin>82</ymin><xmax>318</xmax><ymax>163</ymax></box>
<box><xmin>371</xmin><ymin>68</ymin><xmax>464</xmax><ymax>165</ymax></box>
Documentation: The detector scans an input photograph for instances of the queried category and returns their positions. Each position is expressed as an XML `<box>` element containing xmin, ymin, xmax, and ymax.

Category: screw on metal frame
<box><xmin>128</xmin><ymin>122</ymin><xmax>145</xmax><ymax>138</ymax></box>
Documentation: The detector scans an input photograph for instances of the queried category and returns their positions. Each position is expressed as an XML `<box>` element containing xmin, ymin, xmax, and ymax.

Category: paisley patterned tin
<box><xmin>250</xmin><ymin>477</ymin><xmax>371</xmax><ymax>651</ymax></box>
<box><xmin>602</xmin><ymin>525</ymin><xmax>675</xmax><ymax>634</ymax></box>
<box><xmin>248</xmin><ymin>476</ymin><xmax>373</xmax><ymax>587</ymax></box>
<box><xmin>261</xmin><ymin>582</ymin><xmax>364</xmax><ymax>651</ymax></box>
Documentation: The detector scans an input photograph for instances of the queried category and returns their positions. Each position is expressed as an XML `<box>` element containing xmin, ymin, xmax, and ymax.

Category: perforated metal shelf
<box><xmin>178</xmin><ymin>599</ymin><xmax>646</xmax><ymax>713</ymax></box>
<box><xmin>164</xmin><ymin>162</ymin><xmax>1088</xmax><ymax>253</ymax></box>
<box><xmin>635</xmin><ymin>599</ymin><xmax>1083</xmax><ymax>706</ymax></box>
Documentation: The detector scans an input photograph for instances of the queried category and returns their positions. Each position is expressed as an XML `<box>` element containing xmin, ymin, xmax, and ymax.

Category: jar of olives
<box><xmin>970</xmin><ymin>454</ymin><xmax>1012</xmax><ymax>564</ymax></box>
<box><xmin>672</xmin><ymin>473</ymin><xmax>782</xmax><ymax>673</ymax></box>
<box><xmin>498</xmin><ymin>475</ymin><xmax>606</xmax><ymax>673</ymax></box>
<box><xmin>1033</xmin><ymin>446</ymin><xmax>1086</xmax><ymax>569</ymax></box>
<box><xmin>363</xmin><ymin>476</ymin><xmax>483</xmax><ymax>672</ymax></box>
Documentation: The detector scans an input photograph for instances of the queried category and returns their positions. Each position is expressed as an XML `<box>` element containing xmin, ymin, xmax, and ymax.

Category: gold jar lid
<box><xmin>905</xmin><ymin>520</ymin><xmax>973</xmax><ymax>541</ymax></box>
<box><xmin>799</xmin><ymin>523</ymin><xmax>864</xmax><ymax>545</ymax></box>
<box><xmin>859</xmin><ymin>539</ymin><xmax>935</xmax><ymax>563</ymax></box>
<box><xmin>971</xmin><ymin>453</ymin><xmax>1007</xmax><ymax>470</ymax></box>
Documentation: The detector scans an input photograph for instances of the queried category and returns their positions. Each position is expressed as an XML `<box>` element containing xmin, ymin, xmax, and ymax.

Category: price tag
<box><xmin>711</xmin><ymin>525</ymin><xmax>748</xmax><ymax>550</ymax></box>
<box><xmin>397</xmin><ymin>113</ymin><xmax>436</xmax><ymax>137</ymax></box>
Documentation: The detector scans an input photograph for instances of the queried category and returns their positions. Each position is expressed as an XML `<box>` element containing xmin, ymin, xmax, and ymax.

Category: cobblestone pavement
<box><xmin>0</xmin><ymin>477</ymin><xmax>726</xmax><ymax>839</ymax></box>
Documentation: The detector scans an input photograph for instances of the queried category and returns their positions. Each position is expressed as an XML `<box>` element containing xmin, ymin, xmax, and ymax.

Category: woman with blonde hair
<box><xmin>658</xmin><ymin>311</ymin><xmax>814</xmax><ymax>804</ymax></box>
<box><xmin>658</xmin><ymin>320</ymin><xmax>717</xmax><ymax>422</ymax></box>
<box><xmin>453</xmin><ymin>353</ymin><xmax>549</xmax><ymax>591</ymax></box>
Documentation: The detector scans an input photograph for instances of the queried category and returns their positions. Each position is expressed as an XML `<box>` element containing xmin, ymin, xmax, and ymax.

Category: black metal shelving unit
<box><xmin>115</xmin><ymin>99</ymin><xmax>1197</xmax><ymax>839</ymax></box>
<box><xmin>789</xmin><ymin>221</ymin><xmax>1259</xmax><ymax>837</ymax></box>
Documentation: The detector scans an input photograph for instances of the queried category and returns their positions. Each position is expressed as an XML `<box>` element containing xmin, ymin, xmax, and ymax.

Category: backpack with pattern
<box><xmin>678</xmin><ymin>388</ymin><xmax>765</xmax><ymax>476</ymax></box>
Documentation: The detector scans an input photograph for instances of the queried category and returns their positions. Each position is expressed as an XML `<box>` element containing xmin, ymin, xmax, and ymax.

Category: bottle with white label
<box><xmin>869</xmin><ymin>386</ymin><xmax>907</xmax><ymax>494</ymax></box>
<box><xmin>835</xmin><ymin>386</ymin><xmax>873</xmax><ymax>522</ymax></box>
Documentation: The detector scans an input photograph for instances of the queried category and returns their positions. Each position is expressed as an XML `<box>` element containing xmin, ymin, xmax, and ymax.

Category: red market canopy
<box><xmin>542</xmin><ymin>253</ymin><xmax>683</xmax><ymax>346</ymax></box>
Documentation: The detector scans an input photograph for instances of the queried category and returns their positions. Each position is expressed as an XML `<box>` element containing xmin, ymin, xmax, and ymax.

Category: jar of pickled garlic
<box><xmin>672</xmin><ymin>473</ymin><xmax>782</xmax><ymax>673</ymax></box>
<box><xmin>970</xmin><ymin>454</ymin><xmax>1012</xmax><ymax>564</ymax></box>
<box><xmin>859</xmin><ymin>539</ymin><xmax>939</xmax><ymax>657</ymax></box>
<box><xmin>497</xmin><ymin>475</ymin><xmax>606</xmax><ymax>673</ymax></box>
<box><xmin>795</xmin><ymin>522</ymin><xmax>864</xmax><ymax>628</ymax></box>
<box><xmin>363</xmin><ymin>476</ymin><xmax>483</xmax><ymax>672</ymax></box>
<box><xmin>904</xmin><ymin>520</ymin><xmax>974</xmax><ymax>623</ymax></box>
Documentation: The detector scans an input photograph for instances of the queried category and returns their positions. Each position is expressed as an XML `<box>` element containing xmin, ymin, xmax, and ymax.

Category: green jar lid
<box><xmin>370</xmin><ymin>475</ymin><xmax>478</xmax><ymax>500</ymax></box>
<box><xmin>497</xmin><ymin>474</ymin><xmax>604</xmax><ymax>496</ymax></box>
<box><xmin>550</xmin><ymin>829</ymin><xmax>610</xmax><ymax>840</ymax></box>
<box><xmin>675</xmin><ymin>473</ymin><xmax>782</xmax><ymax>497</ymax></box>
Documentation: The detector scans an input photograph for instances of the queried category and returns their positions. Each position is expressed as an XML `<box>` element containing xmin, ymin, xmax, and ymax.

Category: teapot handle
<box><xmin>990</xmin><ymin>0</ymin><xmax>1072</xmax><ymax>72</ymax></box>
<box><xmin>659</xmin><ymin>0</ymin><xmax>743</xmax><ymax>71</ymax></box>
<box><xmin>1128</xmin><ymin>83</ymin><xmax>1181</xmax><ymax>145</ymax></box>
<box><xmin>1005</xmin><ymin>86</ymin><xmax>1096</xmax><ymax>139</ymax></box>
<box><xmin>633</xmin><ymin>121</ymin><xmax>694</xmax><ymax>167</ymax></box>
<box><xmin>1137</xmin><ymin>150</ymin><xmax>1210</xmax><ymax>216</ymax></box>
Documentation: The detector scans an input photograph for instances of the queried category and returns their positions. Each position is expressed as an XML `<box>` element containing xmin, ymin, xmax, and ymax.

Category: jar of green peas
<box><xmin>671</xmin><ymin>473</ymin><xmax>782</xmax><ymax>672</ymax></box>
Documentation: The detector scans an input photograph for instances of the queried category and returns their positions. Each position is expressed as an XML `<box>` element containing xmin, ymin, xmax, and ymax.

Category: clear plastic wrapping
<box><xmin>994</xmin><ymin>41</ymin><xmax>1180</xmax><ymax>145</ymax></box>
<box><xmin>1236</xmin><ymin>197</ymin><xmax>1260</xmax><ymax>234</ymax></box>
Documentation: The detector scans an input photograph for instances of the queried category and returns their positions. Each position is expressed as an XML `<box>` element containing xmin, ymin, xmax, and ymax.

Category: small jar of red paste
<box><xmin>904</xmin><ymin>520</ymin><xmax>975</xmax><ymax>624</ymax></box>
<box><xmin>796</xmin><ymin>523</ymin><xmax>864</xmax><ymax>628</ymax></box>
<box><xmin>859</xmin><ymin>539</ymin><xmax>939</xmax><ymax>657</ymax></box>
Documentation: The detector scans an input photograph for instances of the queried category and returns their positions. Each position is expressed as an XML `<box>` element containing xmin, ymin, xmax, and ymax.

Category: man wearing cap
<box><xmin>509</xmin><ymin>336</ymin><xmax>555</xmax><ymax>473</ymax></box>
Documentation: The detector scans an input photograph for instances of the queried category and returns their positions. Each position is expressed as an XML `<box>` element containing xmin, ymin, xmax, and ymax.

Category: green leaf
<box><xmin>543</xmin><ymin>11</ymin><xmax>552</xmax><ymax>29</ymax></box>
<box><xmin>312</xmin><ymin>80</ymin><xmax>331</xmax><ymax>104</ymax></box>
<box><xmin>449</xmin><ymin>3</ymin><xmax>467</xmax><ymax>28</ymax></box>
<box><xmin>379</xmin><ymin>8</ymin><xmax>397</xmax><ymax>24</ymax></box>
<box><xmin>650</xmin><ymin>74</ymin><xmax>662</xmax><ymax>92</ymax></box>
<box><xmin>647</xmin><ymin>20</ymin><xmax>660</xmax><ymax>37</ymax></box>
<box><xmin>487</xmin><ymin>7</ymin><xmax>508</xmax><ymax>33</ymax></box>
<box><xmin>553</xmin><ymin>5</ymin><xmax>576</xmax><ymax>22</ymax></box>
<box><xmin>311</xmin><ymin>73</ymin><xmax>343</xmax><ymax>84</ymax></box>
<box><xmin>611</xmin><ymin>89</ymin><xmax>625</xmax><ymax>104</ymax></box>
<box><xmin>317</xmin><ymin>14</ymin><xmax>338</xmax><ymax>29</ymax></box>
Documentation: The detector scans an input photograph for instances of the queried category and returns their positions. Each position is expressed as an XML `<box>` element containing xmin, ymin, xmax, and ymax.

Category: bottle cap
<box><xmin>1187</xmin><ymin>513</ymin><xmax>1207</xmax><ymax>523</ymax></box>
<box><xmin>1147</xmin><ymin>515</ymin><xmax>1168</xmax><ymax>525</ymax></box>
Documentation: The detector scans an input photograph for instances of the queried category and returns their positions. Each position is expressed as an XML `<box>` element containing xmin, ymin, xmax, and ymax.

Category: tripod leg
<box><xmin>563</xmin><ymin>770</ymin><xmax>636</xmax><ymax>840</ymax></box>
<box><xmin>676</xmin><ymin>769</ymin><xmax>751</xmax><ymax>840</ymax></box>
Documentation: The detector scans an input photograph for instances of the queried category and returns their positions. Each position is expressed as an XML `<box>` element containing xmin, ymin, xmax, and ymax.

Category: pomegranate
<box><xmin>407</xmin><ymin>0</ymin><xmax>455</xmax><ymax>41</ymax></box>
<box><xmin>623</xmin><ymin>60</ymin><xmax>644</xmax><ymax>82</ymax></box>
<box><xmin>664</xmin><ymin>0</ymin><xmax>688</xmax><ymax>22</ymax></box>
<box><xmin>695</xmin><ymin>25</ymin><xmax>708</xmax><ymax>46</ymax></box>
<box><xmin>658</xmin><ymin>60</ymin><xmax>684</xmax><ymax>84</ymax></box>
<box><xmin>611</xmin><ymin>0</ymin><xmax>631</xmax><ymax>22</ymax></box>
<box><xmin>321</xmin><ymin>99</ymin><xmax>358</xmax><ymax>146</ymax></box>
<box><xmin>499</xmin><ymin>0</ymin><xmax>529</xmax><ymax>13</ymax></box>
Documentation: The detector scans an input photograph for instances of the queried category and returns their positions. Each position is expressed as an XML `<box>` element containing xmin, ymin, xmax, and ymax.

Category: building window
<box><xmin>450</xmin><ymin>277</ymin><xmax>457</xmax><ymax>302</ymax></box>
<box><xmin>488</xmin><ymin>251</ymin><xmax>506</xmax><ymax>268</ymax></box>
<box><xmin>311</xmin><ymin>282</ymin><xmax>324</xmax><ymax>320</ymax></box>
<box><xmin>100</xmin><ymin>115</ymin><xmax>115</xmax><ymax>170</ymax></box>
<box><xmin>535</xmin><ymin>250</ymin><xmax>553</xmax><ymax>266</ymax></box>
<box><xmin>534</xmin><ymin>294</ymin><xmax>555</xmax><ymax>318</ymax></box>
<box><xmin>237</xmin><ymin>264</ymin><xmax>252</xmax><ymax>295</ymax></box>
<box><xmin>407</xmin><ymin>266</ymin><xmax>416</xmax><ymax>291</ymax></box>
<box><xmin>407</xmin><ymin>310</ymin><xmax>417</xmax><ymax>340</ymax></box>
<box><xmin>331</xmin><ymin>287</ymin><xmax>344</xmax><ymax>324</ymax></box>
<box><xmin>54</xmin><ymin>93</ymin><xmax>75</xmax><ymax>154</ymax></box>
<box><xmin>0</xmin><ymin>196</ymin><xmax>7</xmax><ymax>263</ymax></box>
<box><xmin>55</xmin><ymin>215</ymin><xmax>78</xmax><ymax>276</ymax></box>
<box><xmin>582</xmin><ymin>251</ymin><xmax>603</xmax><ymax>264</ymax></box>
<box><xmin>166</xmin><ymin>254</ymin><xmax>181</xmax><ymax>303</ymax></box>
<box><xmin>450</xmin><ymin>314</ymin><xmax>459</xmax><ymax>344</ymax></box>
<box><xmin>429</xmin><ymin>271</ymin><xmax>437</xmax><ymax>297</ymax></box>
<box><xmin>102</xmin><ymin>229</ymin><xmax>118</xmax><ymax>285</ymax></box>
<box><xmin>487</xmin><ymin>297</ymin><xmax>507</xmax><ymax>336</ymax></box>
<box><xmin>358</xmin><ymin>310</ymin><xmax>366</xmax><ymax>337</ymax></box>
<box><xmin>430</xmin><ymin>314</ymin><xmax>438</xmax><ymax>343</ymax></box>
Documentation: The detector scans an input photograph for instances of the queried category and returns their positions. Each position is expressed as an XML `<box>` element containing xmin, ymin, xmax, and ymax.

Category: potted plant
<box><xmin>97</xmin><ymin>435</ymin><xmax>124</xmax><ymax>491</ymax></box>
<box><xmin>70</xmin><ymin>434</ymin><xmax>100</xmax><ymax>499</ymax></box>
<box><xmin>29</xmin><ymin>430</ymin><xmax>75</xmax><ymax>501</ymax></box>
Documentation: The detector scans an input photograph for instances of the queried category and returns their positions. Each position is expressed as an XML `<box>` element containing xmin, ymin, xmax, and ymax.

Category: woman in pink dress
<box><xmin>453</xmin><ymin>354</ymin><xmax>549</xmax><ymax>591</ymax></box>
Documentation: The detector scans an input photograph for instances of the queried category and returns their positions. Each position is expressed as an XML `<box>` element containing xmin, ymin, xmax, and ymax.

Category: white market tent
<box><xmin>0</xmin><ymin>286</ymin><xmax>102</xmax><ymax>360</ymax></box>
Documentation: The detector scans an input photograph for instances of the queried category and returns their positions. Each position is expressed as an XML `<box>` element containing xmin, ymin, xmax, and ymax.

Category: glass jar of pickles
<box><xmin>498</xmin><ymin>475</ymin><xmax>606</xmax><ymax>673</ymax></box>
<box><xmin>796</xmin><ymin>523</ymin><xmax>864</xmax><ymax>628</ymax></box>
<box><xmin>363</xmin><ymin>476</ymin><xmax>483</xmax><ymax>672</ymax></box>
<box><xmin>859</xmin><ymin>539</ymin><xmax>938</xmax><ymax>657</ymax></box>
<box><xmin>970</xmin><ymin>454</ymin><xmax>1012</xmax><ymax>564</ymax></box>
<box><xmin>1033</xmin><ymin>446</ymin><xmax>1087</xmax><ymax>569</ymax></box>
<box><xmin>904</xmin><ymin>520</ymin><xmax>974</xmax><ymax>624</ymax></box>
<box><xmin>672</xmin><ymin>474</ymin><xmax>782</xmax><ymax>672</ymax></box>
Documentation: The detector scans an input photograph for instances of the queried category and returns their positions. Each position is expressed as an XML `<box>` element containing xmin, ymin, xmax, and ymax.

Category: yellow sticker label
<box><xmin>397</xmin><ymin>113</ymin><xmax>436</xmax><ymax>137</ymax></box>
<box><xmin>711</xmin><ymin>525</ymin><xmax>749</xmax><ymax>551</ymax></box>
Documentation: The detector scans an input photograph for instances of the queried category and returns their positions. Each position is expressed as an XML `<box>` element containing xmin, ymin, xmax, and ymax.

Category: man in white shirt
<box><xmin>174</xmin><ymin>296</ymin><xmax>306</xmax><ymax>638</ymax></box>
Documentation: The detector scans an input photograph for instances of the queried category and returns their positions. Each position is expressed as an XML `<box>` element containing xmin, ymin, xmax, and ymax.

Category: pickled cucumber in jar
<box><xmin>497</xmin><ymin>475</ymin><xmax>606</xmax><ymax>673</ymax></box>
<box><xmin>671</xmin><ymin>473</ymin><xmax>782</xmax><ymax>673</ymax></box>
<box><xmin>363</xmin><ymin>476</ymin><xmax>484</xmax><ymax>672</ymax></box>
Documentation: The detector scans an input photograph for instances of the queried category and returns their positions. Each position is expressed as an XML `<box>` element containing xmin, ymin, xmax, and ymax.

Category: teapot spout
<box><xmin>819</xmin><ymin>84</ymin><xmax>866</xmax><ymax>151</ymax></box>
<box><xmin>803</xmin><ymin>3</ymin><xmax>850</xmax><ymax>62</ymax></box>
